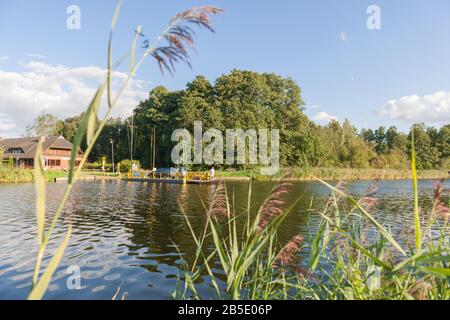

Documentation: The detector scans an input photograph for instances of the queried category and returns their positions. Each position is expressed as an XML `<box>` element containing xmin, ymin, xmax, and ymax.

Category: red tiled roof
<box><xmin>0</xmin><ymin>136</ymin><xmax>81</xmax><ymax>159</ymax></box>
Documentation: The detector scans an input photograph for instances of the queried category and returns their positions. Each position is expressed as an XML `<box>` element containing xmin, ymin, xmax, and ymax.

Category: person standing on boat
<box><xmin>209</xmin><ymin>167</ymin><xmax>215</xmax><ymax>181</ymax></box>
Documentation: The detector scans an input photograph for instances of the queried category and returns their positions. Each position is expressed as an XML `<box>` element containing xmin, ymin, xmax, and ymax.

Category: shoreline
<box><xmin>1</xmin><ymin>168</ymin><xmax>448</xmax><ymax>185</ymax></box>
<box><xmin>219</xmin><ymin>168</ymin><xmax>449</xmax><ymax>182</ymax></box>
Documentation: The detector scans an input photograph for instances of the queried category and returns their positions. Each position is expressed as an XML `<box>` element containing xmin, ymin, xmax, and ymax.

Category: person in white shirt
<box><xmin>209</xmin><ymin>167</ymin><xmax>215</xmax><ymax>180</ymax></box>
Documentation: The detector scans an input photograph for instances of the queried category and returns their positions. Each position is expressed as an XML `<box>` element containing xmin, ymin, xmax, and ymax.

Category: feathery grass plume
<box><xmin>295</xmin><ymin>266</ymin><xmax>320</xmax><ymax>284</ymax></box>
<box><xmin>358</xmin><ymin>178</ymin><xmax>380</xmax><ymax>212</ymax></box>
<box><xmin>409</xmin><ymin>280</ymin><xmax>433</xmax><ymax>300</ymax></box>
<box><xmin>432</xmin><ymin>179</ymin><xmax>450</xmax><ymax>220</ymax></box>
<box><xmin>145</xmin><ymin>6</ymin><xmax>224</xmax><ymax>75</ymax></box>
<box><xmin>207</xmin><ymin>180</ymin><xmax>231</xmax><ymax>219</ymax></box>
<box><xmin>324</xmin><ymin>180</ymin><xmax>347</xmax><ymax>211</ymax></box>
<box><xmin>257</xmin><ymin>176</ymin><xmax>293</xmax><ymax>233</ymax></box>
<box><xmin>359</xmin><ymin>219</ymin><xmax>373</xmax><ymax>246</ymax></box>
<box><xmin>28</xmin><ymin>1</ymin><xmax>223</xmax><ymax>300</ymax></box>
<box><xmin>273</xmin><ymin>235</ymin><xmax>304</xmax><ymax>268</ymax></box>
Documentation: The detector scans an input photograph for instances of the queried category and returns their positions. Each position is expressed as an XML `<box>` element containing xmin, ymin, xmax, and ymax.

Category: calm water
<box><xmin>0</xmin><ymin>179</ymin><xmax>447</xmax><ymax>300</ymax></box>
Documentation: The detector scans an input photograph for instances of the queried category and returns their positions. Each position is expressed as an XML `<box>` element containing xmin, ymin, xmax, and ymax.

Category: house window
<box><xmin>7</xmin><ymin>148</ymin><xmax>22</xmax><ymax>154</ymax></box>
<box><xmin>48</xmin><ymin>160</ymin><xmax>61</xmax><ymax>167</ymax></box>
<box><xmin>48</xmin><ymin>149</ymin><xmax>71</xmax><ymax>156</ymax></box>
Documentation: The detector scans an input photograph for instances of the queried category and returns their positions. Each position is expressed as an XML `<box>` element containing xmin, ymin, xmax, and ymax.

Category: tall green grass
<box><xmin>175</xmin><ymin>149</ymin><xmax>449</xmax><ymax>300</ymax></box>
<box><xmin>0</xmin><ymin>166</ymin><xmax>67</xmax><ymax>184</ymax></box>
<box><xmin>28</xmin><ymin>1</ymin><xmax>222</xmax><ymax>300</ymax></box>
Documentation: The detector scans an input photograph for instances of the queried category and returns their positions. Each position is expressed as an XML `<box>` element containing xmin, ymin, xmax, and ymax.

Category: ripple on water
<box><xmin>0</xmin><ymin>179</ymin><xmax>447</xmax><ymax>299</ymax></box>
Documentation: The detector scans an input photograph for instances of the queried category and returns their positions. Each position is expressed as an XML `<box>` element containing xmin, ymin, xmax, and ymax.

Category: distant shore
<box><xmin>218</xmin><ymin>168</ymin><xmax>449</xmax><ymax>182</ymax></box>
<box><xmin>0</xmin><ymin>168</ymin><xmax>118</xmax><ymax>184</ymax></box>
<box><xmin>1</xmin><ymin>167</ymin><xmax>448</xmax><ymax>184</ymax></box>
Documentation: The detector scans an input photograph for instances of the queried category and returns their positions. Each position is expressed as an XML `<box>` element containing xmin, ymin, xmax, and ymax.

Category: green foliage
<box><xmin>29</xmin><ymin>72</ymin><xmax>448</xmax><ymax>172</ymax></box>
<box><xmin>408</xmin><ymin>124</ymin><xmax>441</xmax><ymax>170</ymax></box>
<box><xmin>7</xmin><ymin>156</ymin><xmax>13</xmax><ymax>169</ymax></box>
<box><xmin>24</xmin><ymin>112</ymin><xmax>62</xmax><ymax>137</ymax></box>
<box><xmin>117</xmin><ymin>159</ymin><xmax>140</xmax><ymax>173</ymax></box>
<box><xmin>84</xmin><ymin>162</ymin><xmax>113</xmax><ymax>171</ymax></box>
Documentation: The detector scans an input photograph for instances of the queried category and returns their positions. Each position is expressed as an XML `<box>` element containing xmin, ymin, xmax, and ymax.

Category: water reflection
<box><xmin>0</xmin><ymin>179</ymin><xmax>447</xmax><ymax>299</ymax></box>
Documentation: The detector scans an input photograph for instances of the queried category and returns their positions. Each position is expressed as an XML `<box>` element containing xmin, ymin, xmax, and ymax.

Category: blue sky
<box><xmin>0</xmin><ymin>0</ymin><xmax>449</xmax><ymax>137</ymax></box>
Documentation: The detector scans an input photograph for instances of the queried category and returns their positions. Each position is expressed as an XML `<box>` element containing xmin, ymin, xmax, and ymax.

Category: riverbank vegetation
<box><xmin>218</xmin><ymin>167</ymin><xmax>448</xmax><ymax>181</ymax></box>
<box><xmin>1</xmin><ymin>165</ymin><xmax>446</xmax><ymax>184</ymax></box>
<box><xmin>0</xmin><ymin>166</ymin><xmax>68</xmax><ymax>184</ymax></box>
<box><xmin>175</xmin><ymin>152</ymin><xmax>450</xmax><ymax>300</ymax></box>
<box><xmin>0</xmin><ymin>166</ymin><xmax>119</xmax><ymax>184</ymax></box>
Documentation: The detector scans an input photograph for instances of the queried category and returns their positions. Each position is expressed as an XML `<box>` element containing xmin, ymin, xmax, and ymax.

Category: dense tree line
<box><xmin>25</xmin><ymin>70</ymin><xmax>450</xmax><ymax>170</ymax></box>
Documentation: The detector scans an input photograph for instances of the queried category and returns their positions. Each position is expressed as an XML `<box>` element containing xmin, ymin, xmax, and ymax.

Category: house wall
<box><xmin>44</xmin><ymin>156</ymin><xmax>82</xmax><ymax>170</ymax></box>
<box><xmin>44</xmin><ymin>149</ymin><xmax>82</xmax><ymax>170</ymax></box>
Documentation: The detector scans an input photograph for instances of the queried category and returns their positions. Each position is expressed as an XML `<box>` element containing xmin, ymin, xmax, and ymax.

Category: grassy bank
<box><xmin>0</xmin><ymin>167</ymin><xmax>118</xmax><ymax>184</ymax></box>
<box><xmin>2</xmin><ymin>166</ymin><xmax>447</xmax><ymax>184</ymax></box>
<box><xmin>217</xmin><ymin>167</ymin><xmax>449</xmax><ymax>181</ymax></box>
<box><xmin>0</xmin><ymin>167</ymin><xmax>68</xmax><ymax>184</ymax></box>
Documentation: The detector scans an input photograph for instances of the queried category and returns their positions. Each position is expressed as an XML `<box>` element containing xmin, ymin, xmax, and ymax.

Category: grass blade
<box><xmin>34</xmin><ymin>142</ymin><xmax>46</xmax><ymax>246</ymax></box>
<box><xmin>314</xmin><ymin>176</ymin><xmax>406</xmax><ymax>256</ymax></box>
<box><xmin>68</xmin><ymin>83</ymin><xmax>105</xmax><ymax>183</ymax></box>
<box><xmin>130</xmin><ymin>26</ymin><xmax>142</xmax><ymax>73</ymax></box>
<box><xmin>319</xmin><ymin>212</ymin><xmax>393</xmax><ymax>270</ymax></box>
<box><xmin>28</xmin><ymin>227</ymin><xmax>72</xmax><ymax>300</ymax></box>
<box><xmin>411</xmin><ymin>128</ymin><xmax>422</xmax><ymax>251</ymax></box>
<box><xmin>419</xmin><ymin>267</ymin><xmax>450</xmax><ymax>278</ymax></box>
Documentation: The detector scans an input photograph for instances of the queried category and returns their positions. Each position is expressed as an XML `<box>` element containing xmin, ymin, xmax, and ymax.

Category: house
<box><xmin>0</xmin><ymin>136</ymin><xmax>83</xmax><ymax>170</ymax></box>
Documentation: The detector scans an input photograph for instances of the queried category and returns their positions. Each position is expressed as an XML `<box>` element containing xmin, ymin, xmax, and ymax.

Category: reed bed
<box><xmin>174</xmin><ymin>140</ymin><xmax>449</xmax><ymax>300</ymax></box>
<box><xmin>218</xmin><ymin>168</ymin><xmax>449</xmax><ymax>182</ymax></box>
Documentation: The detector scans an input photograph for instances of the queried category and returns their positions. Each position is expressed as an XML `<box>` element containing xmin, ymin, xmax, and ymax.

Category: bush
<box><xmin>441</xmin><ymin>157</ymin><xmax>450</xmax><ymax>170</ymax></box>
<box><xmin>84</xmin><ymin>162</ymin><xmax>112</xmax><ymax>171</ymax></box>
<box><xmin>117</xmin><ymin>159</ymin><xmax>140</xmax><ymax>173</ymax></box>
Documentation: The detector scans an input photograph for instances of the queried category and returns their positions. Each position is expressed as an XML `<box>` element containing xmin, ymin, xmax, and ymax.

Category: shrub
<box><xmin>84</xmin><ymin>162</ymin><xmax>112</xmax><ymax>171</ymax></box>
<box><xmin>117</xmin><ymin>159</ymin><xmax>140</xmax><ymax>173</ymax></box>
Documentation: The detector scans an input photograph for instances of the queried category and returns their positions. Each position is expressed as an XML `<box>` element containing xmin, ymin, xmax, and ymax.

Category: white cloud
<box><xmin>0</xmin><ymin>113</ymin><xmax>17</xmax><ymax>136</ymax></box>
<box><xmin>340</xmin><ymin>31</ymin><xmax>349</xmax><ymax>42</ymax></box>
<box><xmin>379</xmin><ymin>90</ymin><xmax>450</xmax><ymax>124</ymax></box>
<box><xmin>0</xmin><ymin>61</ymin><xmax>149</xmax><ymax>137</ymax></box>
<box><xmin>313</xmin><ymin>111</ymin><xmax>339</xmax><ymax>124</ymax></box>
<box><xmin>26</xmin><ymin>53</ymin><xmax>47</xmax><ymax>60</ymax></box>
<box><xmin>0</xmin><ymin>55</ymin><xmax>8</xmax><ymax>63</ymax></box>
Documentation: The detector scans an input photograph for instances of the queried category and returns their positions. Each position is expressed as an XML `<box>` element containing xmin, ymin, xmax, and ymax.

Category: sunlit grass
<box><xmin>0</xmin><ymin>166</ymin><xmax>68</xmax><ymax>184</ymax></box>
<box><xmin>175</xmin><ymin>147</ymin><xmax>449</xmax><ymax>300</ymax></box>
<box><xmin>27</xmin><ymin>1</ymin><xmax>222</xmax><ymax>300</ymax></box>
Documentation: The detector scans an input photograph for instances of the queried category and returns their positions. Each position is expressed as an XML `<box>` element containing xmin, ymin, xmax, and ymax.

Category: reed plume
<box><xmin>145</xmin><ymin>6</ymin><xmax>224</xmax><ymax>75</ymax></box>
<box><xmin>206</xmin><ymin>180</ymin><xmax>230</xmax><ymax>219</ymax></box>
<box><xmin>358</xmin><ymin>178</ymin><xmax>380</xmax><ymax>212</ymax></box>
<box><xmin>433</xmin><ymin>179</ymin><xmax>449</xmax><ymax>220</ymax></box>
<box><xmin>257</xmin><ymin>177</ymin><xmax>292</xmax><ymax>233</ymax></box>
<box><xmin>273</xmin><ymin>235</ymin><xmax>304</xmax><ymax>268</ymax></box>
<box><xmin>324</xmin><ymin>180</ymin><xmax>347</xmax><ymax>212</ymax></box>
<box><xmin>410</xmin><ymin>280</ymin><xmax>432</xmax><ymax>300</ymax></box>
